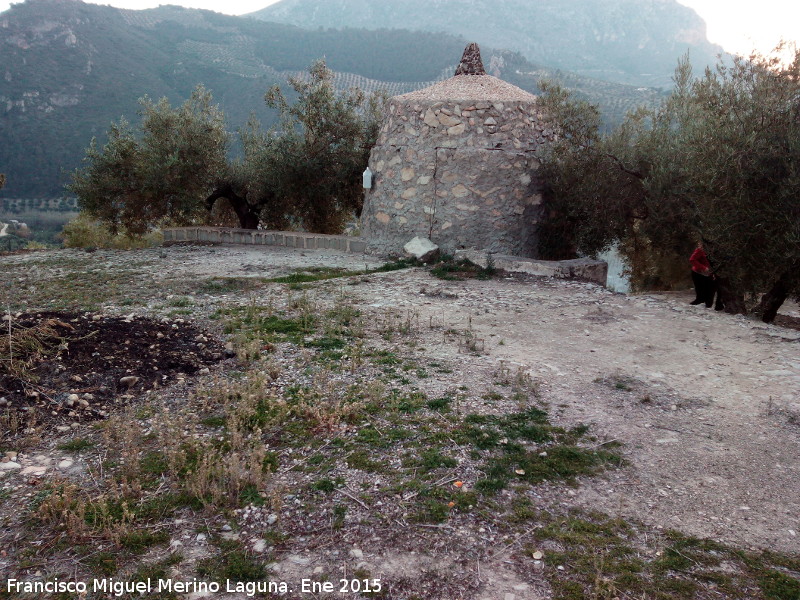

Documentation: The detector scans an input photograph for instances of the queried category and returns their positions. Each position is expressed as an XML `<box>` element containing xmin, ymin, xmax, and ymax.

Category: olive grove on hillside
<box><xmin>537</xmin><ymin>49</ymin><xmax>800</xmax><ymax>322</ymax></box>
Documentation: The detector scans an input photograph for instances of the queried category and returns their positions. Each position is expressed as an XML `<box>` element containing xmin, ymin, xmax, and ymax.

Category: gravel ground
<box><xmin>1</xmin><ymin>244</ymin><xmax>799</xmax><ymax>599</ymax></box>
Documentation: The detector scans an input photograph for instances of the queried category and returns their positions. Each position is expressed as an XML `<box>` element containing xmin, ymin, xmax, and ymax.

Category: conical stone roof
<box><xmin>395</xmin><ymin>74</ymin><xmax>537</xmax><ymax>103</ymax></box>
<box><xmin>395</xmin><ymin>43</ymin><xmax>537</xmax><ymax>103</ymax></box>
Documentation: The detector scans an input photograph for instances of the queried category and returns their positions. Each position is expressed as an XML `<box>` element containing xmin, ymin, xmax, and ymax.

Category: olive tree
<box><xmin>208</xmin><ymin>61</ymin><xmax>387</xmax><ymax>233</ymax></box>
<box><xmin>677</xmin><ymin>50</ymin><xmax>800</xmax><ymax>321</ymax></box>
<box><xmin>537</xmin><ymin>48</ymin><xmax>800</xmax><ymax>322</ymax></box>
<box><xmin>69</xmin><ymin>85</ymin><xmax>228</xmax><ymax>236</ymax></box>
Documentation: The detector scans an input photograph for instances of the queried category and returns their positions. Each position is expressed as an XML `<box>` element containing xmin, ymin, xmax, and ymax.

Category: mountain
<box><xmin>249</xmin><ymin>0</ymin><xmax>725</xmax><ymax>89</ymax></box>
<box><xmin>0</xmin><ymin>0</ymin><xmax>661</xmax><ymax>199</ymax></box>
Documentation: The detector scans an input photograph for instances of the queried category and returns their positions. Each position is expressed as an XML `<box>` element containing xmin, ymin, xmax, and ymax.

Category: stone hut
<box><xmin>360</xmin><ymin>43</ymin><xmax>555</xmax><ymax>257</ymax></box>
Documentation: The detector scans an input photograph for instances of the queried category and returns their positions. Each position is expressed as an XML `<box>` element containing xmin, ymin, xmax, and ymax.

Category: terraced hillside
<box><xmin>0</xmin><ymin>0</ymin><xmax>662</xmax><ymax>199</ymax></box>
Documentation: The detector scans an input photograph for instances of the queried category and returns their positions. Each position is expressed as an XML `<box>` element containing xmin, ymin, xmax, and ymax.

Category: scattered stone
<box><xmin>0</xmin><ymin>461</ymin><xmax>21</xmax><ymax>471</ymax></box>
<box><xmin>20</xmin><ymin>465</ymin><xmax>48</xmax><ymax>476</ymax></box>
<box><xmin>57</xmin><ymin>459</ymin><xmax>74</xmax><ymax>470</ymax></box>
<box><xmin>349</xmin><ymin>548</ymin><xmax>364</xmax><ymax>560</ymax></box>
<box><xmin>403</xmin><ymin>237</ymin><xmax>440</xmax><ymax>263</ymax></box>
<box><xmin>252</xmin><ymin>539</ymin><xmax>267</xmax><ymax>553</ymax></box>
<box><xmin>119</xmin><ymin>376</ymin><xmax>140</xmax><ymax>389</ymax></box>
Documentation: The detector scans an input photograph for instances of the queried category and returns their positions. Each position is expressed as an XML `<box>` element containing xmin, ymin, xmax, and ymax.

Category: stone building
<box><xmin>360</xmin><ymin>43</ymin><xmax>555</xmax><ymax>257</ymax></box>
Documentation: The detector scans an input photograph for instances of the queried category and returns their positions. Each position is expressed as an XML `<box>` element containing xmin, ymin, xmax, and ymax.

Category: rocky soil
<box><xmin>0</xmin><ymin>244</ymin><xmax>798</xmax><ymax>599</ymax></box>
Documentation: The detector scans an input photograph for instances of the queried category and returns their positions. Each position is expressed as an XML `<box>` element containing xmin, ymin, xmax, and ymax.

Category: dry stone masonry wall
<box><xmin>361</xmin><ymin>46</ymin><xmax>556</xmax><ymax>258</ymax></box>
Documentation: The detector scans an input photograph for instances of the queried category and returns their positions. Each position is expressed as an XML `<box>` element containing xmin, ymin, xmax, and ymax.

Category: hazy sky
<box><xmin>1</xmin><ymin>0</ymin><xmax>797</xmax><ymax>58</ymax></box>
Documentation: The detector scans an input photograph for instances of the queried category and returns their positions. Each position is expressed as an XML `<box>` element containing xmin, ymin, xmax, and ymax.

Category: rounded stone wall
<box><xmin>360</xmin><ymin>69</ymin><xmax>555</xmax><ymax>257</ymax></box>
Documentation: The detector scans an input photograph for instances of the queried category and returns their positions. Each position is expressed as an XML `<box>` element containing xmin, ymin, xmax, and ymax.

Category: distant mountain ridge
<box><xmin>0</xmin><ymin>0</ymin><xmax>661</xmax><ymax>199</ymax></box>
<box><xmin>250</xmin><ymin>0</ymin><xmax>725</xmax><ymax>89</ymax></box>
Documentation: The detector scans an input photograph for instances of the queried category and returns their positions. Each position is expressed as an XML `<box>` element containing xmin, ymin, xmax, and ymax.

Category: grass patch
<box><xmin>123</xmin><ymin>554</ymin><xmax>183</xmax><ymax>599</ymax></box>
<box><xmin>220</xmin><ymin>306</ymin><xmax>315</xmax><ymax>345</ymax></box>
<box><xmin>86</xmin><ymin>551</ymin><xmax>118</xmax><ymax>576</ymax></box>
<box><xmin>196</xmin><ymin>539</ymin><xmax>267</xmax><ymax>582</ymax></box>
<box><xmin>346</xmin><ymin>450</ymin><xmax>386</xmax><ymax>473</ymax></box>
<box><xmin>430</xmin><ymin>256</ymin><xmax>496</xmax><ymax>281</ymax></box>
<box><xmin>56</xmin><ymin>438</ymin><xmax>95</xmax><ymax>452</ymax></box>
<box><xmin>426</xmin><ymin>396</ymin><xmax>452</xmax><ymax>411</ymax></box>
<box><xmin>265</xmin><ymin>259</ymin><xmax>416</xmax><ymax>286</ymax></box>
<box><xmin>199</xmin><ymin>277</ymin><xmax>261</xmax><ymax>294</ymax></box>
<box><xmin>119</xmin><ymin>529</ymin><xmax>170</xmax><ymax>554</ymax></box>
<box><xmin>454</xmin><ymin>409</ymin><xmax>623</xmax><ymax>493</ymax></box>
<box><xmin>530</xmin><ymin>513</ymin><xmax>800</xmax><ymax>600</ymax></box>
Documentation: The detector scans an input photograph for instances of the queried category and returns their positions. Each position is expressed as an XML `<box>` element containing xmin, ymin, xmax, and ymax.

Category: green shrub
<box><xmin>61</xmin><ymin>213</ymin><xmax>162</xmax><ymax>249</ymax></box>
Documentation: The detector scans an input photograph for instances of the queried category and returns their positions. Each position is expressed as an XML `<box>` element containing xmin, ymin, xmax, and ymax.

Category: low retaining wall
<box><xmin>162</xmin><ymin>227</ymin><xmax>367</xmax><ymax>253</ymax></box>
<box><xmin>162</xmin><ymin>228</ymin><xmax>607</xmax><ymax>286</ymax></box>
<box><xmin>456</xmin><ymin>249</ymin><xmax>608</xmax><ymax>286</ymax></box>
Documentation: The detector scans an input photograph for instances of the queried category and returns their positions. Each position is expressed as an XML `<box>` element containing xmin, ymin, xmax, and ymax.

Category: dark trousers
<box><xmin>691</xmin><ymin>271</ymin><xmax>721</xmax><ymax>308</ymax></box>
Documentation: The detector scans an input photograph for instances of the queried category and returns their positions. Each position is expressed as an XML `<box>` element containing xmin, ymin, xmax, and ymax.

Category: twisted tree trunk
<box><xmin>755</xmin><ymin>271</ymin><xmax>793</xmax><ymax>324</ymax></box>
<box><xmin>715</xmin><ymin>276</ymin><xmax>747</xmax><ymax>315</ymax></box>
<box><xmin>206</xmin><ymin>183</ymin><xmax>259</xmax><ymax>230</ymax></box>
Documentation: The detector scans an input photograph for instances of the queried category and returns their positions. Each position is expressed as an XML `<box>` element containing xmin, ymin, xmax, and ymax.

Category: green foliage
<box><xmin>196</xmin><ymin>539</ymin><xmax>266</xmax><ymax>582</ymax></box>
<box><xmin>56</xmin><ymin>438</ymin><xmax>95</xmax><ymax>453</ymax></box>
<box><xmin>538</xmin><ymin>48</ymin><xmax>800</xmax><ymax>312</ymax></box>
<box><xmin>61</xmin><ymin>213</ymin><xmax>163</xmax><ymax>249</ymax></box>
<box><xmin>235</xmin><ymin>61</ymin><xmax>387</xmax><ymax>233</ymax></box>
<box><xmin>68</xmin><ymin>85</ymin><xmax>228</xmax><ymax>236</ymax></box>
<box><xmin>430</xmin><ymin>257</ymin><xmax>497</xmax><ymax>280</ymax></box>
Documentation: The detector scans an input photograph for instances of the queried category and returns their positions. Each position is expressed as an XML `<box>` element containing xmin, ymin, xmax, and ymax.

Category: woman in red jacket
<box><xmin>689</xmin><ymin>244</ymin><xmax>723</xmax><ymax>309</ymax></box>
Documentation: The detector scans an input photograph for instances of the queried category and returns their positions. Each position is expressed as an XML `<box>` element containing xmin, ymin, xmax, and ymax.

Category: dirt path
<box><xmin>340</xmin><ymin>268</ymin><xmax>800</xmax><ymax>554</ymax></box>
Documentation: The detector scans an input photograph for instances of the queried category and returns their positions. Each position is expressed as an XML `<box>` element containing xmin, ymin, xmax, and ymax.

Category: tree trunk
<box><xmin>206</xmin><ymin>184</ymin><xmax>259</xmax><ymax>230</ymax></box>
<box><xmin>755</xmin><ymin>271</ymin><xmax>792</xmax><ymax>323</ymax></box>
<box><xmin>715</xmin><ymin>276</ymin><xmax>747</xmax><ymax>315</ymax></box>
